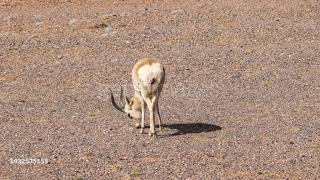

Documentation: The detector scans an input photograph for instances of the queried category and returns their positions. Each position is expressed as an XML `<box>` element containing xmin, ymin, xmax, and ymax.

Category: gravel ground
<box><xmin>1</xmin><ymin>0</ymin><xmax>319</xmax><ymax>179</ymax></box>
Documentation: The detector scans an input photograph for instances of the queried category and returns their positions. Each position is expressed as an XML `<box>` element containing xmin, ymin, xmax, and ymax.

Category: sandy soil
<box><xmin>0</xmin><ymin>0</ymin><xmax>319</xmax><ymax>179</ymax></box>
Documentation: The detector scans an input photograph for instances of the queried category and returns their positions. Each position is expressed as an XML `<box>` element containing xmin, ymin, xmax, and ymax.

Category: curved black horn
<box><xmin>119</xmin><ymin>86</ymin><xmax>125</xmax><ymax>106</ymax></box>
<box><xmin>109</xmin><ymin>88</ymin><xmax>125</xmax><ymax>113</ymax></box>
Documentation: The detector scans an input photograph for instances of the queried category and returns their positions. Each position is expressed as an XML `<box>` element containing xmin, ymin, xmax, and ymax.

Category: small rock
<box><xmin>206</xmin><ymin>153</ymin><xmax>214</xmax><ymax>158</ymax></box>
<box><xmin>69</xmin><ymin>19</ymin><xmax>78</xmax><ymax>25</ymax></box>
<box><xmin>101</xmin><ymin>27</ymin><xmax>116</xmax><ymax>37</ymax></box>
<box><xmin>119</xmin><ymin>12</ymin><xmax>130</xmax><ymax>17</ymax></box>
<box><xmin>105</xmin><ymin>26</ymin><xmax>112</xmax><ymax>33</ymax></box>
<box><xmin>35</xmin><ymin>22</ymin><xmax>44</xmax><ymax>26</ymax></box>
<box><xmin>171</xmin><ymin>9</ymin><xmax>184</xmax><ymax>14</ymax></box>
<box><xmin>94</xmin><ymin>23</ymin><xmax>108</xmax><ymax>29</ymax></box>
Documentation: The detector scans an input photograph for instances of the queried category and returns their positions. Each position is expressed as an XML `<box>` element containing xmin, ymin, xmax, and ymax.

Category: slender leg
<box><xmin>156</xmin><ymin>100</ymin><xmax>162</xmax><ymax>130</ymax></box>
<box><xmin>140</xmin><ymin>97</ymin><xmax>145</xmax><ymax>134</ymax></box>
<box><xmin>148</xmin><ymin>101</ymin><xmax>156</xmax><ymax>137</ymax></box>
<box><xmin>145</xmin><ymin>97</ymin><xmax>156</xmax><ymax>137</ymax></box>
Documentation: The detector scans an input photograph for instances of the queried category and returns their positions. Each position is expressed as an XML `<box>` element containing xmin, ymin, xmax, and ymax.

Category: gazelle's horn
<box><xmin>109</xmin><ymin>88</ymin><xmax>125</xmax><ymax>113</ymax></box>
<box><xmin>119</xmin><ymin>86</ymin><xmax>125</xmax><ymax>107</ymax></box>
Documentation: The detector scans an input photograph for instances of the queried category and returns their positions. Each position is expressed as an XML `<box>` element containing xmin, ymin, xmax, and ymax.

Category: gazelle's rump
<box><xmin>132</xmin><ymin>59</ymin><xmax>164</xmax><ymax>93</ymax></box>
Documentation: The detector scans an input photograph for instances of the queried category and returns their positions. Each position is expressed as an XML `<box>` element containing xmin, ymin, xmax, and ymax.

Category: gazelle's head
<box><xmin>124</xmin><ymin>96</ymin><xmax>142</xmax><ymax>119</ymax></box>
<box><xmin>109</xmin><ymin>87</ymin><xmax>142</xmax><ymax>128</ymax></box>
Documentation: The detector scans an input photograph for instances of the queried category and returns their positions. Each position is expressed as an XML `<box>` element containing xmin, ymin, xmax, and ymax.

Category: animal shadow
<box><xmin>162</xmin><ymin>123</ymin><xmax>222</xmax><ymax>136</ymax></box>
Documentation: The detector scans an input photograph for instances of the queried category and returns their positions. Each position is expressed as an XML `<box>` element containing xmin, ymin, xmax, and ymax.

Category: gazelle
<box><xmin>109</xmin><ymin>58</ymin><xmax>165</xmax><ymax>137</ymax></box>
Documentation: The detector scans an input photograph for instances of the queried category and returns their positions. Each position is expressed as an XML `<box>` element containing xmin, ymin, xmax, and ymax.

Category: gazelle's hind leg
<box><xmin>156</xmin><ymin>101</ymin><xmax>162</xmax><ymax>130</ymax></box>
<box><xmin>144</xmin><ymin>97</ymin><xmax>157</xmax><ymax>138</ymax></box>
<box><xmin>140</xmin><ymin>100</ymin><xmax>146</xmax><ymax>134</ymax></box>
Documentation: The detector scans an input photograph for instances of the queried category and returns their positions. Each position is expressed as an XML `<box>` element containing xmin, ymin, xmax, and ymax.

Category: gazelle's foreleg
<box><xmin>140</xmin><ymin>100</ymin><xmax>145</xmax><ymax>133</ymax></box>
<box><xmin>135</xmin><ymin>93</ymin><xmax>145</xmax><ymax>134</ymax></box>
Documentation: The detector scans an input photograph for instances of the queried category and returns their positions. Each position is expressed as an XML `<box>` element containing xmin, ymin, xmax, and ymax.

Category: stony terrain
<box><xmin>0</xmin><ymin>0</ymin><xmax>319</xmax><ymax>179</ymax></box>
